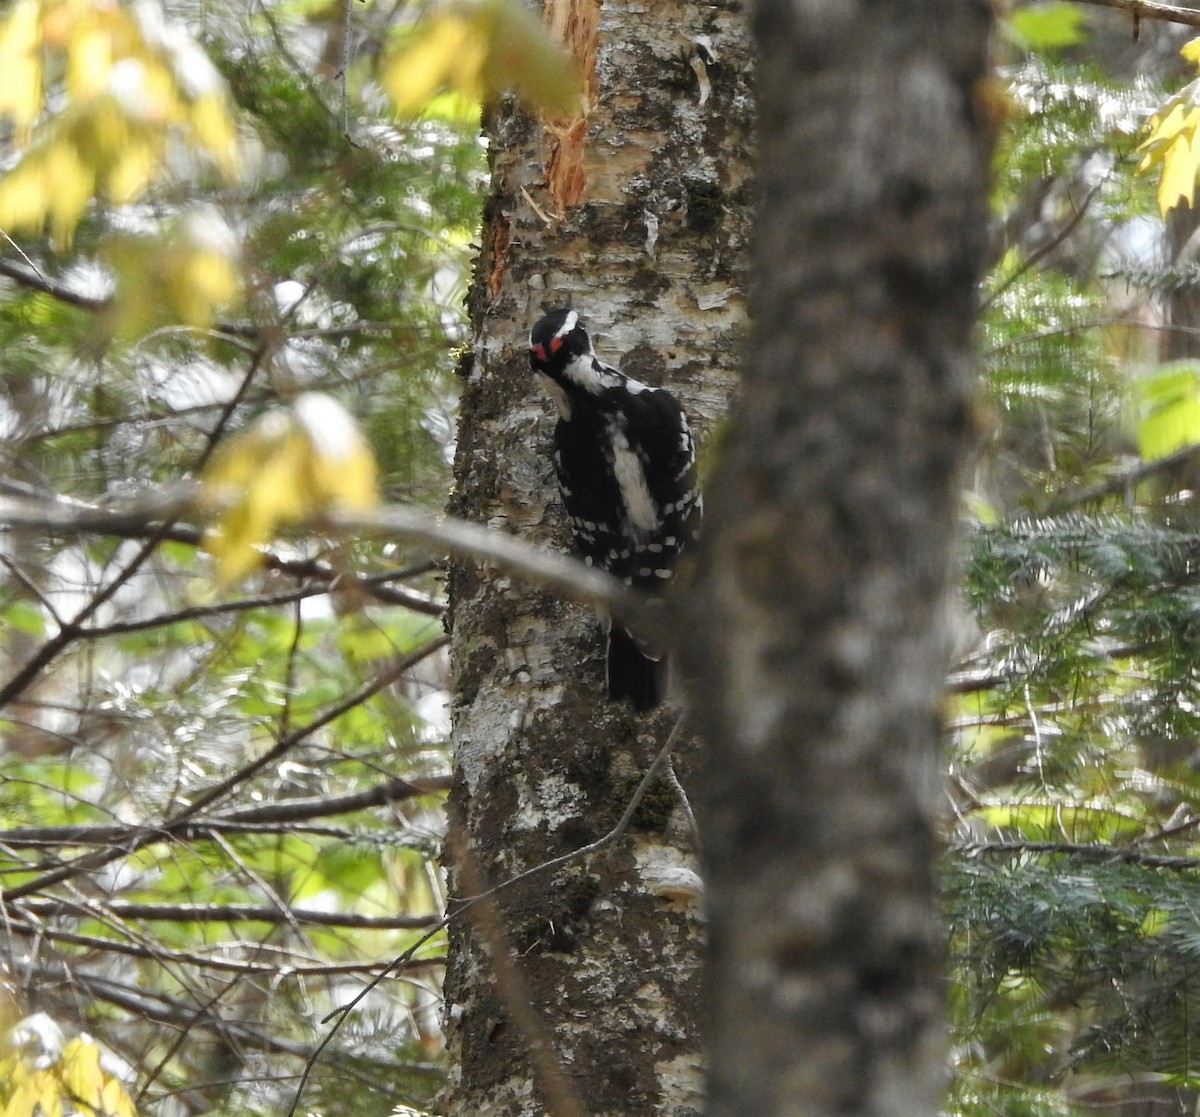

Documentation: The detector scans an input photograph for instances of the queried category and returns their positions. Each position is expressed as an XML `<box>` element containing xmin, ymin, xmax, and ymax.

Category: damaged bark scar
<box><xmin>487</xmin><ymin>213</ymin><xmax>510</xmax><ymax>299</ymax></box>
<box><xmin>545</xmin><ymin>118</ymin><xmax>589</xmax><ymax>211</ymax></box>
<box><xmin>542</xmin><ymin>0</ymin><xmax>597</xmax><ymax>211</ymax></box>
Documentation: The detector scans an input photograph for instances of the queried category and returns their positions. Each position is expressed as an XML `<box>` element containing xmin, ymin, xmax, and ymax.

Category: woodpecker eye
<box><xmin>531</xmin><ymin>343</ymin><xmax>547</xmax><ymax>361</ymax></box>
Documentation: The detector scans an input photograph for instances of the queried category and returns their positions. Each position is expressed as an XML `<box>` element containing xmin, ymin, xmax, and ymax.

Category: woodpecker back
<box><xmin>529</xmin><ymin>307</ymin><xmax>702</xmax><ymax>710</ymax></box>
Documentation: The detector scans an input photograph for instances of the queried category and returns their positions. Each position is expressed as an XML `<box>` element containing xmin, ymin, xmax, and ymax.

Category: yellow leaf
<box><xmin>382</xmin><ymin>0</ymin><xmax>581</xmax><ymax>118</ymax></box>
<box><xmin>46</xmin><ymin>142</ymin><xmax>96</xmax><ymax>246</ymax></box>
<box><xmin>104</xmin><ymin>209</ymin><xmax>241</xmax><ymax>337</ymax></box>
<box><xmin>383</xmin><ymin>11</ymin><xmax>485</xmax><ymax>115</ymax></box>
<box><xmin>61</xmin><ymin>1037</ymin><xmax>104</xmax><ymax>1110</ymax></box>
<box><xmin>1145</xmin><ymin>102</ymin><xmax>1189</xmax><ymax>149</ymax></box>
<box><xmin>0</xmin><ymin>0</ymin><xmax>242</xmax><ymax>242</ymax></box>
<box><xmin>293</xmin><ymin>393</ymin><xmax>379</xmax><ymax>511</ymax></box>
<box><xmin>1159</xmin><ymin>134</ymin><xmax>1198</xmax><ymax>213</ymax></box>
<box><xmin>202</xmin><ymin>420</ymin><xmax>303</xmax><ymax>578</ymax></box>
<box><xmin>1183</xmin><ymin>35</ymin><xmax>1200</xmax><ymax>65</ymax></box>
<box><xmin>190</xmin><ymin>92</ymin><xmax>240</xmax><ymax>177</ymax></box>
<box><xmin>3</xmin><ymin>1076</ymin><xmax>38</xmax><ymax>1117</ymax></box>
<box><xmin>106</xmin><ymin>136</ymin><xmax>160</xmax><ymax>204</ymax></box>
<box><xmin>0</xmin><ymin>0</ymin><xmax>43</xmax><ymax>137</ymax></box>
<box><xmin>200</xmin><ymin>396</ymin><xmax>378</xmax><ymax>583</ymax></box>
<box><xmin>207</xmin><ymin>445</ymin><xmax>307</xmax><ymax>582</ymax></box>
<box><xmin>35</xmin><ymin>1072</ymin><xmax>62</xmax><ymax>1117</ymax></box>
<box><xmin>0</xmin><ymin>152</ymin><xmax>51</xmax><ymax>231</ymax></box>
<box><xmin>67</xmin><ymin>27</ymin><xmax>113</xmax><ymax>100</ymax></box>
<box><xmin>482</xmin><ymin>0</ymin><xmax>583</xmax><ymax>118</ymax></box>
<box><xmin>0</xmin><ymin>132</ymin><xmax>95</xmax><ymax>246</ymax></box>
<box><xmin>99</xmin><ymin>1077</ymin><xmax>138</xmax><ymax>1117</ymax></box>
<box><xmin>1139</xmin><ymin>62</ymin><xmax>1200</xmax><ymax>214</ymax></box>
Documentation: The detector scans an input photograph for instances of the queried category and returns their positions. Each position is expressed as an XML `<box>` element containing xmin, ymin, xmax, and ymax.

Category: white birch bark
<box><xmin>441</xmin><ymin>0</ymin><xmax>751</xmax><ymax>1113</ymax></box>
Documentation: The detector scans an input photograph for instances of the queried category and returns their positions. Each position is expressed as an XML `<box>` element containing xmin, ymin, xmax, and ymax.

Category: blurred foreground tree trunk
<box><xmin>439</xmin><ymin>0</ymin><xmax>750</xmax><ymax>1111</ymax></box>
<box><xmin>683</xmin><ymin>3</ymin><xmax>994</xmax><ymax>1116</ymax></box>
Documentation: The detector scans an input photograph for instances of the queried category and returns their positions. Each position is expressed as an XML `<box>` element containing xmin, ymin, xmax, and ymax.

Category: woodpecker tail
<box><xmin>606</xmin><ymin>627</ymin><xmax>662</xmax><ymax>712</ymax></box>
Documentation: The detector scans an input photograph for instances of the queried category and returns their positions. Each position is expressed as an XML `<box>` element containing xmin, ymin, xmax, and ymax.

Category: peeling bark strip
<box><xmin>684</xmin><ymin>2</ymin><xmax>994</xmax><ymax>1117</ymax></box>
<box><xmin>543</xmin><ymin>0</ymin><xmax>598</xmax><ymax>210</ymax></box>
<box><xmin>441</xmin><ymin>0</ymin><xmax>751</xmax><ymax>1111</ymax></box>
<box><xmin>545</xmin><ymin>116</ymin><xmax>589</xmax><ymax>212</ymax></box>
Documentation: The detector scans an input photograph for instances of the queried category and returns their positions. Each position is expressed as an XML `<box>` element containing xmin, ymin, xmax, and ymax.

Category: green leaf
<box><xmin>1009</xmin><ymin>3</ymin><xmax>1087</xmax><ymax>51</ymax></box>
<box><xmin>1136</xmin><ymin>361</ymin><xmax>1200</xmax><ymax>459</ymax></box>
<box><xmin>3</xmin><ymin>599</ymin><xmax>45</xmax><ymax>637</ymax></box>
<box><xmin>302</xmin><ymin>842</ymin><xmax>385</xmax><ymax>902</ymax></box>
<box><xmin>974</xmin><ymin>800</ymin><xmax>1143</xmax><ymax>842</ymax></box>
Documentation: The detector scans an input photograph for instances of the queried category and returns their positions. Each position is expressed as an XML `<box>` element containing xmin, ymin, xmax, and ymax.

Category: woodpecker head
<box><xmin>529</xmin><ymin>308</ymin><xmax>592</xmax><ymax>379</ymax></box>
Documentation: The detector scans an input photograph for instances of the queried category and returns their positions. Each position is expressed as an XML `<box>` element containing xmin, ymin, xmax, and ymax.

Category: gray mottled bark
<box><xmin>440</xmin><ymin>0</ymin><xmax>751</xmax><ymax>1112</ymax></box>
<box><xmin>683</xmin><ymin>3</ymin><xmax>994</xmax><ymax>1116</ymax></box>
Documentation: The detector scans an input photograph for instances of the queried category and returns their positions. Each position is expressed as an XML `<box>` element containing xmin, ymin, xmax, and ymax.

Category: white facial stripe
<box><xmin>555</xmin><ymin>309</ymin><xmax>579</xmax><ymax>339</ymax></box>
<box><xmin>610</xmin><ymin>425</ymin><xmax>659</xmax><ymax>534</ymax></box>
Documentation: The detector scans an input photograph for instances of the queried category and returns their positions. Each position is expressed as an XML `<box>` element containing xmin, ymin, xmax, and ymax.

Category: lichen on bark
<box><xmin>440</xmin><ymin>0</ymin><xmax>752</xmax><ymax>1112</ymax></box>
<box><xmin>683</xmin><ymin>3</ymin><xmax>994</xmax><ymax>1116</ymax></box>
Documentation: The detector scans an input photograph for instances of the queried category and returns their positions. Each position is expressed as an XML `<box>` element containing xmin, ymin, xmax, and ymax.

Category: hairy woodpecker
<box><xmin>529</xmin><ymin>307</ymin><xmax>702</xmax><ymax>711</ymax></box>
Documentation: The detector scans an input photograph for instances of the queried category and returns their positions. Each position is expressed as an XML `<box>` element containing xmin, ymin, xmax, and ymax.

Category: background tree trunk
<box><xmin>683</xmin><ymin>3</ymin><xmax>994</xmax><ymax>1116</ymax></box>
<box><xmin>440</xmin><ymin>0</ymin><xmax>751</xmax><ymax>1112</ymax></box>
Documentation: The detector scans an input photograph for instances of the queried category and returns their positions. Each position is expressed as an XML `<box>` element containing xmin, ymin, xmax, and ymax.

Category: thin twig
<box><xmin>459</xmin><ymin>712</ymin><xmax>687</xmax><ymax>898</ymax></box>
<box><xmin>663</xmin><ymin>756</ymin><xmax>700</xmax><ymax>847</ymax></box>
<box><xmin>279</xmin><ymin>592</ymin><xmax>306</xmax><ymax>740</ymax></box>
<box><xmin>288</xmin><ymin>713</ymin><xmax>690</xmax><ymax>1116</ymax></box>
<box><xmin>454</xmin><ymin>838</ymin><xmax>591</xmax><ymax>1117</ymax></box>
<box><xmin>982</xmin><ymin>184</ymin><xmax>1101</xmax><ymax>312</ymax></box>
<box><xmin>1</xmin><ymin>635</ymin><xmax>449</xmax><ymax>901</ymax></box>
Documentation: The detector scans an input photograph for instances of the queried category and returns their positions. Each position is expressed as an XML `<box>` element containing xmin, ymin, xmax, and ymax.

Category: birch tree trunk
<box><xmin>440</xmin><ymin>0</ymin><xmax>751</xmax><ymax>1111</ymax></box>
<box><xmin>683</xmin><ymin>3</ymin><xmax>993</xmax><ymax>1116</ymax></box>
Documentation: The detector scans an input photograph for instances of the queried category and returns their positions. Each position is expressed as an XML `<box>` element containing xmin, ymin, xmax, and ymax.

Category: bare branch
<box><xmin>1069</xmin><ymin>0</ymin><xmax>1200</xmax><ymax>28</ymax></box>
<box><xmin>0</xmin><ymin>488</ymin><xmax>645</xmax><ymax>622</ymax></box>
<box><xmin>0</xmin><ymin>770</ymin><xmax>451</xmax><ymax>851</ymax></box>
<box><xmin>0</xmin><ymin>635</ymin><xmax>449</xmax><ymax>901</ymax></box>
<box><xmin>955</xmin><ymin>838</ymin><xmax>1200</xmax><ymax>869</ymax></box>
<box><xmin>15</xmin><ymin>896</ymin><xmax>439</xmax><ymax>929</ymax></box>
<box><xmin>0</xmin><ymin>258</ymin><xmax>107</xmax><ymax>311</ymax></box>
<box><xmin>983</xmin><ymin>184</ymin><xmax>1102</xmax><ymax>312</ymax></box>
<box><xmin>0</xmin><ymin>483</ymin><xmax>443</xmax><ymax>614</ymax></box>
<box><xmin>333</xmin><ymin>504</ymin><xmax>641</xmax><ymax>618</ymax></box>
<box><xmin>27</xmin><ymin>959</ymin><xmax>315</xmax><ymax>1059</ymax></box>
<box><xmin>1043</xmin><ymin>443</ymin><xmax>1200</xmax><ymax>514</ymax></box>
<box><xmin>215</xmin><ymin>772</ymin><xmax>451</xmax><ymax>824</ymax></box>
<box><xmin>1</xmin><ymin>913</ymin><xmax>445</xmax><ymax>975</ymax></box>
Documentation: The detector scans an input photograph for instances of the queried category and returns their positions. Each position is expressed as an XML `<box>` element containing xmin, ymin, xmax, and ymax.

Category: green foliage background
<box><xmin>951</xmin><ymin>7</ymin><xmax>1200</xmax><ymax>1115</ymax></box>
<box><xmin>0</xmin><ymin>2</ymin><xmax>485</xmax><ymax>1114</ymax></box>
